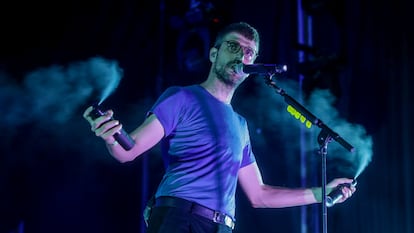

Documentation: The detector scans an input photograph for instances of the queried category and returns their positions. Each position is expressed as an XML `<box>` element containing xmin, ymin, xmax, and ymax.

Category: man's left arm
<box><xmin>238</xmin><ymin>162</ymin><xmax>355</xmax><ymax>208</ymax></box>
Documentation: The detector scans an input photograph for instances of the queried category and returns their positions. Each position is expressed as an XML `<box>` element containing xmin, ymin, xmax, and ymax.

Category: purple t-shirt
<box><xmin>149</xmin><ymin>85</ymin><xmax>256</xmax><ymax>219</ymax></box>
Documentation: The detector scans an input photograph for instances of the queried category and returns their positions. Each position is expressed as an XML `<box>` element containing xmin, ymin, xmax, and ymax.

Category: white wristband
<box><xmin>107</xmin><ymin>140</ymin><xmax>118</xmax><ymax>146</ymax></box>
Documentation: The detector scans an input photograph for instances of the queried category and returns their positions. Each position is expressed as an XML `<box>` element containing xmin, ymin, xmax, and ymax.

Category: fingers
<box><xmin>95</xmin><ymin>120</ymin><xmax>121</xmax><ymax>138</ymax></box>
<box><xmin>336</xmin><ymin>177</ymin><xmax>354</xmax><ymax>184</ymax></box>
<box><xmin>92</xmin><ymin>110</ymin><xmax>114</xmax><ymax>130</ymax></box>
<box><xmin>83</xmin><ymin>106</ymin><xmax>114</xmax><ymax>129</ymax></box>
<box><xmin>342</xmin><ymin>186</ymin><xmax>353</xmax><ymax>198</ymax></box>
<box><xmin>335</xmin><ymin>183</ymin><xmax>356</xmax><ymax>204</ymax></box>
<box><xmin>82</xmin><ymin>106</ymin><xmax>94</xmax><ymax>120</ymax></box>
<box><xmin>327</xmin><ymin>178</ymin><xmax>354</xmax><ymax>188</ymax></box>
<box><xmin>83</xmin><ymin>106</ymin><xmax>121</xmax><ymax>141</ymax></box>
<box><xmin>325</xmin><ymin>177</ymin><xmax>357</xmax><ymax>205</ymax></box>
<box><xmin>338</xmin><ymin>185</ymin><xmax>355</xmax><ymax>203</ymax></box>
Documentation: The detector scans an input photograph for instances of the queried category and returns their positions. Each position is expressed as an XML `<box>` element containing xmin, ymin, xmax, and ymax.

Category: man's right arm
<box><xmin>83</xmin><ymin>106</ymin><xmax>164</xmax><ymax>163</ymax></box>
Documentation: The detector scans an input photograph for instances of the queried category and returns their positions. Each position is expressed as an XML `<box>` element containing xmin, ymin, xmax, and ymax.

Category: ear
<box><xmin>209</xmin><ymin>47</ymin><xmax>218</xmax><ymax>62</ymax></box>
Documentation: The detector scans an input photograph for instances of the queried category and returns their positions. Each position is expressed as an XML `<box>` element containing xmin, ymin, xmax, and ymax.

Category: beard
<box><xmin>213</xmin><ymin>61</ymin><xmax>244</xmax><ymax>87</ymax></box>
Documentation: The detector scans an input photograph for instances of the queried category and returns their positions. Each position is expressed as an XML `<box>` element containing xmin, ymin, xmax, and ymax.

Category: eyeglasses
<box><xmin>218</xmin><ymin>40</ymin><xmax>258</xmax><ymax>62</ymax></box>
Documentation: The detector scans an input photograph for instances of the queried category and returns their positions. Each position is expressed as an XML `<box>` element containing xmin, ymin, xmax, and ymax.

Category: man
<box><xmin>83</xmin><ymin>22</ymin><xmax>355</xmax><ymax>233</ymax></box>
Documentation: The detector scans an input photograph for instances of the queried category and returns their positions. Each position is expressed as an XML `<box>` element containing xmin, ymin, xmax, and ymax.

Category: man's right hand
<box><xmin>82</xmin><ymin>106</ymin><xmax>122</xmax><ymax>145</ymax></box>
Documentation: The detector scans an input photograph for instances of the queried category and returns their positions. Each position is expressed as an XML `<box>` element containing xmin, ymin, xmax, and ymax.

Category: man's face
<box><xmin>211</xmin><ymin>32</ymin><xmax>258</xmax><ymax>86</ymax></box>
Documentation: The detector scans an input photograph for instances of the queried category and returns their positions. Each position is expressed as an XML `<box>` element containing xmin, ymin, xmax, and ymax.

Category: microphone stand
<box><xmin>263</xmin><ymin>74</ymin><xmax>354</xmax><ymax>233</ymax></box>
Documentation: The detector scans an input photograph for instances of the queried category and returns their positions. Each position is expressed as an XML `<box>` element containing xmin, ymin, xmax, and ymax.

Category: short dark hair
<box><xmin>213</xmin><ymin>22</ymin><xmax>260</xmax><ymax>51</ymax></box>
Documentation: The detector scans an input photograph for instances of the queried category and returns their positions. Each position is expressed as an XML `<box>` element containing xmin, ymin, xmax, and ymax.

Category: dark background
<box><xmin>0</xmin><ymin>0</ymin><xmax>412</xmax><ymax>233</ymax></box>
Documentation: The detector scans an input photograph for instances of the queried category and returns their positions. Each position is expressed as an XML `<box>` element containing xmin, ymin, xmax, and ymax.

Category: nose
<box><xmin>242</xmin><ymin>54</ymin><xmax>253</xmax><ymax>64</ymax></box>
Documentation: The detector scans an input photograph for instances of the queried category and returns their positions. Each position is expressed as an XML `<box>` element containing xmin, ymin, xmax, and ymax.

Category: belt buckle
<box><xmin>213</xmin><ymin>211</ymin><xmax>234</xmax><ymax>230</ymax></box>
<box><xmin>212</xmin><ymin>211</ymin><xmax>221</xmax><ymax>224</ymax></box>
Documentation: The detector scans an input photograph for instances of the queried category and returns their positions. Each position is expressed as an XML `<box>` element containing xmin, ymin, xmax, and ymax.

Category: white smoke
<box><xmin>0</xmin><ymin>56</ymin><xmax>123</xmax><ymax>127</ymax></box>
<box><xmin>236</xmin><ymin>76</ymin><xmax>373</xmax><ymax>179</ymax></box>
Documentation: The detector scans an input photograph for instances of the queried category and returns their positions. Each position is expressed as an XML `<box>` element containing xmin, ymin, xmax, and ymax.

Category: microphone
<box><xmin>236</xmin><ymin>63</ymin><xmax>287</xmax><ymax>75</ymax></box>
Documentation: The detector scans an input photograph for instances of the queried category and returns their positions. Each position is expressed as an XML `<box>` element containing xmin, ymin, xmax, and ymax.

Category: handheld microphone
<box><xmin>236</xmin><ymin>63</ymin><xmax>287</xmax><ymax>75</ymax></box>
<box><xmin>89</xmin><ymin>103</ymin><xmax>135</xmax><ymax>151</ymax></box>
<box><xmin>326</xmin><ymin>180</ymin><xmax>357</xmax><ymax>207</ymax></box>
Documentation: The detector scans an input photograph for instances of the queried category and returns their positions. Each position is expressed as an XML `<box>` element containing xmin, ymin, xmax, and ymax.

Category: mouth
<box><xmin>229</xmin><ymin>62</ymin><xmax>244</xmax><ymax>75</ymax></box>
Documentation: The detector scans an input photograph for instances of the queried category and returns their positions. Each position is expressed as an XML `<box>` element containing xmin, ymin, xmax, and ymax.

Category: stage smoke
<box><xmin>307</xmin><ymin>89</ymin><xmax>373</xmax><ymax>178</ymax></box>
<box><xmin>238</xmin><ymin>78</ymin><xmax>373</xmax><ymax>179</ymax></box>
<box><xmin>0</xmin><ymin>56</ymin><xmax>123</xmax><ymax>127</ymax></box>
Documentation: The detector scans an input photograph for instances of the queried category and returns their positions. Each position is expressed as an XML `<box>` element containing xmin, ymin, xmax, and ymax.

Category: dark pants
<box><xmin>146</xmin><ymin>206</ymin><xmax>233</xmax><ymax>233</ymax></box>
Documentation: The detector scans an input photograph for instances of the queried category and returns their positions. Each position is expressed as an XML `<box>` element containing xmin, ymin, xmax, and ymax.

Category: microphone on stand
<box><xmin>236</xmin><ymin>63</ymin><xmax>287</xmax><ymax>75</ymax></box>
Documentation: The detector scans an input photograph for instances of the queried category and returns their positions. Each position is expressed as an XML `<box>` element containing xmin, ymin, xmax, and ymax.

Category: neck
<box><xmin>200</xmin><ymin>78</ymin><xmax>236</xmax><ymax>105</ymax></box>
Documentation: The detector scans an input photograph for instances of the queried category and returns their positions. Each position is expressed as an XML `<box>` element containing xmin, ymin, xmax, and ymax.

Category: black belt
<box><xmin>155</xmin><ymin>196</ymin><xmax>235</xmax><ymax>230</ymax></box>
